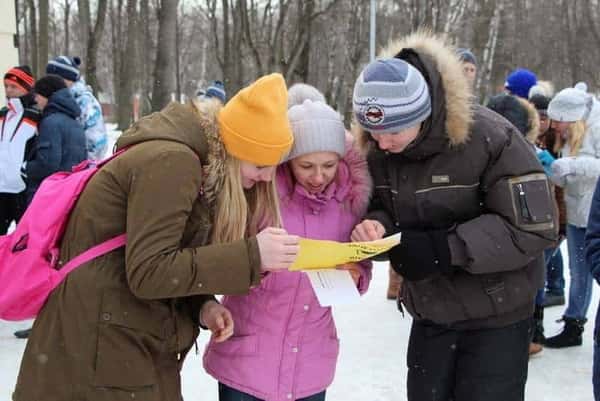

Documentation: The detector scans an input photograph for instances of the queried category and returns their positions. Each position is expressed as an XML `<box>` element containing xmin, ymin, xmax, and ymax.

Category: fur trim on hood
<box><xmin>278</xmin><ymin>133</ymin><xmax>372</xmax><ymax>218</ymax></box>
<box><xmin>516</xmin><ymin>96</ymin><xmax>540</xmax><ymax>144</ymax></box>
<box><xmin>355</xmin><ymin>31</ymin><xmax>474</xmax><ymax>152</ymax></box>
<box><xmin>116</xmin><ymin>99</ymin><xmax>227</xmax><ymax>210</ymax></box>
<box><xmin>193</xmin><ymin>99</ymin><xmax>228</xmax><ymax>209</ymax></box>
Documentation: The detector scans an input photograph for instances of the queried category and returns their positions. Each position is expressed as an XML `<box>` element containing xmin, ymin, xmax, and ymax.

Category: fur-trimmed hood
<box><xmin>116</xmin><ymin>100</ymin><xmax>227</xmax><ymax>209</ymax></box>
<box><xmin>517</xmin><ymin>96</ymin><xmax>540</xmax><ymax>144</ymax></box>
<box><xmin>355</xmin><ymin>31</ymin><xmax>474</xmax><ymax>156</ymax></box>
<box><xmin>277</xmin><ymin>133</ymin><xmax>372</xmax><ymax>218</ymax></box>
<box><xmin>486</xmin><ymin>93</ymin><xmax>540</xmax><ymax>144</ymax></box>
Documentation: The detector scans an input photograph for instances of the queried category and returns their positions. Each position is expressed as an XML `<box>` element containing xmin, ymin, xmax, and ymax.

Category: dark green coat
<box><xmin>13</xmin><ymin>101</ymin><xmax>261</xmax><ymax>401</ymax></box>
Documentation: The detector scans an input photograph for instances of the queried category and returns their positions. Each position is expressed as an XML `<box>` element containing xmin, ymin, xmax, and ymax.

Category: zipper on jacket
<box><xmin>414</xmin><ymin>182</ymin><xmax>480</xmax><ymax>194</ymax></box>
<box><xmin>170</xmin><ymin>301</ymin><xmax>181</xmax><ymax>361</ymax></box>
<box><xmin>397</xmin><ymin>299</ymin><xmax>405</xmax><ymax>318</ymax></box>
<box><xmin>517</xmin><ymin>183</ymin><xmax>532</xmax><ymax>222</ymax></box>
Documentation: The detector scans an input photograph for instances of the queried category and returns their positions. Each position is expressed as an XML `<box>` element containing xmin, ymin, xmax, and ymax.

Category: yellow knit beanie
<box><xmin>218</xmin><ymin>73</ymin><xmax>293</xmax><ymax>165</ymax></box>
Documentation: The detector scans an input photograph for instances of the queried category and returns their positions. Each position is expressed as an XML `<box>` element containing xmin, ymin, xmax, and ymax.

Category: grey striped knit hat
<box><xmin>353</xmin><ymin>58</ymin><xmax>431</xmax><ymax>134</ymax></box>
<box><xmin>285</xmin><ymin>99</ymin><xmax>346</xmax><ymax>161</ymax></box>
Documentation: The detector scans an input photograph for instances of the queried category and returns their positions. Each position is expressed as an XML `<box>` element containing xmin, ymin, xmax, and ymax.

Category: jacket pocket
<box><xmin>403</xmin><ymin>278</ymin><xmax>466</xmax><ymax>323</ymax></box>
<box><xmin>210</xmin><ymin>334</ymin><xmax>259</xmax><ymax>357</ymax></box>
<box><xmin>455</xmin><ymin>269</ymin><xmax>534</xmax><ymax>319</ymax></box>
<box><xmin>404</xmin><ymin>269</ymin><xmax>535</xmax><ymax>324</ymax></box>
<box><xmin>415</xmin><ymin>183</ymin><xmax>481</xmax><ymax>228</ymax></box>
<box><xmin>92</xmin><ymin>288</ymin><xmax>170</xmax><ymax>391</ymax></box>
<box><xmin>508</xmin><ymin>174</ymin><xmax>554</xmax><ymax>231</ymax></box>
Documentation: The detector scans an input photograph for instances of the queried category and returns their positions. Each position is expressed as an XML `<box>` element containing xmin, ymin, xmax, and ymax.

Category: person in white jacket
<box><xmin>545</xmin><ymin>82</ymin><xmax>600</xmax><ymax>348</ymax></box>
<box><xmin>0</xmin><ymin>65</ymin><xmax>40</xmax><ymax>234</ymax></box>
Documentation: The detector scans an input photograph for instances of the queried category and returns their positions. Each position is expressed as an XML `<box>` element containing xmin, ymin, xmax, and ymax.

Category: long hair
<box><xmin>554</xmin><ymin>120</ymin><xmax>586</xmax><ymax>156</ymax></box>
<box><xmin>211</xmin><ymin>156</ymin><xmax>282</xmax><ymax>244</ymax></box>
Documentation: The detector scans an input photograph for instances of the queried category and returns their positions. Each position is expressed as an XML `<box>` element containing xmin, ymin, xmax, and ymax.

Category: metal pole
<box><xmin>370</xmin><ymin>0</ymin><xmax>376</xmax><ymax>62</ymax></box>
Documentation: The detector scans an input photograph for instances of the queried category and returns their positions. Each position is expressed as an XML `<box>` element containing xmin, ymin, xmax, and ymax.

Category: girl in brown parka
<box><xmin>13</xmin><ymin>73</ymin><xmax>299</xmax><ymax>401</ymax></box>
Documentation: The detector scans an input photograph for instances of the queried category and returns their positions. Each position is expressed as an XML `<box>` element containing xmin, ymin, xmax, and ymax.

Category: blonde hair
<box><xmin>211</xmin><ymin>156</ymin><xmax>282</xmax><ymax>243</ymax></box>
<box><xmin>555</xmin><ymin>120</ymin><xmax>586</xmax><ymax>156</ymax></box>
<box><xmin>190</xmin><ymin>98</ymin><xmax>282</xmax><ymax>244</ymax></box>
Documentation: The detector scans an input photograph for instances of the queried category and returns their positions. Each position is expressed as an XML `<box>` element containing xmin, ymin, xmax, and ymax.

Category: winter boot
<box><xmin>387</xmin><ymin>267</ymin><xmax>402</xmax><ymax>300</ymax></box>
<box><xmin>529</xmin><ymin>305</ymin><xmax>545</xmax><ymax>355</ymax></box>
<box><xmin>544</xmin><ymin>317</ymin><xmax>586</xmax><ymax>348</ymax></box>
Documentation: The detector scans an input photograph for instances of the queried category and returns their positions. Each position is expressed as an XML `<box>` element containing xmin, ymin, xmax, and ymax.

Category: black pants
<box><xmin>0</xmin><ymin>192</ymin><xmax>25</xmax><ymax>235</ymax></box>
<box><xmin>218</xmin><ymin>383</ymin><xmax>326</xmax><ymax>401</ymax></box>
<box><xmin>407</xmin><ymin>318</ymin><xmax>531</xmax><ymax>401</ymax></box>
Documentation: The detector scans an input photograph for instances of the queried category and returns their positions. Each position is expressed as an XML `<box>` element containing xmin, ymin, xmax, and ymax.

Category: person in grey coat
<box><xmin>544</xmin><ymin>83</ymin><xmax>600</xmax><ymax>348</ymax></box>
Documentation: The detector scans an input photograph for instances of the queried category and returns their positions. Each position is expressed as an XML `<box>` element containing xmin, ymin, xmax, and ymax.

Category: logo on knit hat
<box><xmin>365</xmin><ymin>105</ymin><xmax>384</xmax><ymax>124</ymax></box>
<box><xmin>353</xmin><ymin>58</ymin><xmax>432</xmax><ymax>134</ymax></box>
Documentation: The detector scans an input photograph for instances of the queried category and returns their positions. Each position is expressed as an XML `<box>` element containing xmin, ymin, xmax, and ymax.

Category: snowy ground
<box><xmin>1</xmin><ymin>127</ymin><xmax>596</xmax><ymax>400</ymax></box>
<box><xmin>1</xmin><ymin>250</ymin><xmax>597</xmax><ymax>401</ymax></box>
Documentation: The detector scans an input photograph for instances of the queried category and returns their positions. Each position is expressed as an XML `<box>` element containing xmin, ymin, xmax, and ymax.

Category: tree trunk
<box><xmin>77</xmin><ymin>0</ymin><xmax>90</xmax><ymax>45</ymax></box>
<box><xmin>111</xmin><ymin>0</ymin><xmax>123</xmax><ymax>122</ymax></box>
<box><xmin>85</xmin><ymin>0</ymin><xmax>108</xmax><ymax>94</ymax></box>
<box><xmin>27</xmin><ymin>0</ymin><xmax>38</xmax><ymax>76</ymax></box>
<box><xmin>38</xmin><ymin>0</ymin><xmax>49</xmax><ymax>76</ymax></box>
<box><xmin>64</xmin><ymin>0</ymin><xmax>71</xmax><ymax>54</ymax></box>
<box><xmin>138</xmin><ymin>0</ymin><xmax>152</xmax><ymax>115</ymax></box>
<box><xmin>151</xmin><ymin>0</ymin><xmax>179</xmax><ymax>111</ymax></box>
<box><xmin>175</xmin><ymin>1</ymin><xmax>181</xmax><ymax>101</ymax></box>
<box><xmin>117</xmin><ymin>0</ymin><xmax>137</xmax><ymax>129</ymax></box>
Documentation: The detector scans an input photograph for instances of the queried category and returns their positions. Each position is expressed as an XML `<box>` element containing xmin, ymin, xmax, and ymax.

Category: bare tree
<box><xmin>117</xmin><ymin>0</ymin><xmax>137</xmax><ymax>129</ymax></box>
<box><xmin>151</xmin><ymin>0</ymin><xmax>179</xmax><ymax>111</ymax></box>
<box><xmin>63</xmin><ymin>0</ymin><xmax>72</xmax><ymax>54</ymax></box>
<box><xmin>77</xmin><ymin>0</ymin><xmax>108</xmax><ymax>94</ymax></box>
<box><xmin>37</xmin><ymin>0</ymin><xmax>49</xmax><ymax>76</ymax></box>
<box><xmin>138</xmin><ymin>0</ymin><xmax>153</xmax><ymax>114</ymax></box>
<box><xmin>27</xmin><ymin>0</ymin><xmax>38</xmax><ymax>75</ymax></box>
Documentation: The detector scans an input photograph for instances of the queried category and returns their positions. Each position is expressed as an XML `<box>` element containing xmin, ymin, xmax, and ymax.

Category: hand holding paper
<box><xmin>257</xmin><ymin>227</ymin><xmax>300</xmax><ymax>271</ymax></box>
<box><xmin>351</xmin><ymin>219</ymin><xmax>386</xmax><ymax>242</ymax></box>
<box><xmin>289</xmin><ymin>233</ymin><xmax>401</xmax><ymax>271</ymax></box>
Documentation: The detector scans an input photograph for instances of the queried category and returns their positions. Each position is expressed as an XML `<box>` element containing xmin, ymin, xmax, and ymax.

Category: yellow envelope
<box><xmin>289</xmin><ymin>233</ymin><xmax>401</xmax><ymax>271</ymax></box>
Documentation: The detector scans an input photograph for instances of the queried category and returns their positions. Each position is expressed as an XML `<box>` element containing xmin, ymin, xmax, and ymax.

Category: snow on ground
<box><xmin>1</xmin><ymin>127</ymin><xmax>596</xmax><ymax>400</ymax></box>
<box><xmin>1</xmin><ymin>248</ymin><xmax>597</xmax><ymax>401</ymax></box>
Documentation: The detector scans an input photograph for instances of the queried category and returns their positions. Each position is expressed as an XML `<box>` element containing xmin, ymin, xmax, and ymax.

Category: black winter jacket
<box><xmin>359</xmin><ymin>33</ymin><xmax>557</xmax><ymax>329</ymax></box>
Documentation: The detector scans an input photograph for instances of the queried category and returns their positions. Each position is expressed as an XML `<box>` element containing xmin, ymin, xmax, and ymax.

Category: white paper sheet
<box><xmin>306</xmin><ymin>269</ymin><xmax>361</xmax><ymax>307</ymax></box>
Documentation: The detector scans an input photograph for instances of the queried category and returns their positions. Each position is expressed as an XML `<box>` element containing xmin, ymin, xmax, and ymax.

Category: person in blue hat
<box><xmin>505</xmin><ymin>68</ymin><xmax>537</xmax><ymax>99</ymax></box>
<box><xmin>198</xmin><ymin>80</ymin><xmax>226</xmax><ymax>104</ymax></box>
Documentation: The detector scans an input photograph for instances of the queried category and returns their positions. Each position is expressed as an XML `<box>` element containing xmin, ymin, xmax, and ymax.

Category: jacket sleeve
<box><xmin>363</xmin><ymin>192</ymin><xmax>397</xmax><ymax>262</ymax></box>
<box><xmin>448</xmin><ymin>131</ymin><xmax>558</xmax><ymax>274</ymax></box>
<box><xmin>124</xmin><ymin>149</ymin><xmax>262</xmax><ymax>300</ymax></box>
<box><xmin>585</xmin><ymin>178</ymin><xmax>600</xmax><ymax>284</ymax></box>
<box><xmin>81</xmin><ymin>93</ymin><xmax>108</xmax><ymax>160</ymax></box>
<box><xmin>364</xmin><ymin>188</ymin><xmax>398</xmax><ymax>236</ymax></box>
<box><xmin>25</xmin><ymin>119</ymin><xmax>62</xmax><ymax>181</ymax></box>
<box><xmin>569</xmin><ymin>155</ymin><xmax>600</xmax><ymax>179</ymax></box>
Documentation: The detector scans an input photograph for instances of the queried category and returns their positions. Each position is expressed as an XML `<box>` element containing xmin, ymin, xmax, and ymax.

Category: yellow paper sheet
<box><xmin>289</xmin><ymin>233</ymin><xmax>401</xmax><ymax>271</ymax></box>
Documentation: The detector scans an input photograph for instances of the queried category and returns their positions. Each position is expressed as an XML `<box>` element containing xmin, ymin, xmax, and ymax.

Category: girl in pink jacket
<box><xmin>204</xmin><ymin>98</ymin><xmax>373</xmax><ymax>401</ymax></box>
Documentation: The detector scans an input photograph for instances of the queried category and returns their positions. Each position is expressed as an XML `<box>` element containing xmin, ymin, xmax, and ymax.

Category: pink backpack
<box><xmin>0</xmin><ymin>150</ymin><xmax>127</xmax><ymax>321</ymax></box>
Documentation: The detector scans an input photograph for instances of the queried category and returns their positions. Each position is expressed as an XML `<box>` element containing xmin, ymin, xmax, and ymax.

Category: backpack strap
<box><xmin>96</xmin><ymin>147</ymin><xmax>130</xmax><ymax>168</ymax></box>
<box><xmin>60</xmin><ymin>234</ymin><xmax>127</xmax><ymax>276</ymax></box>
